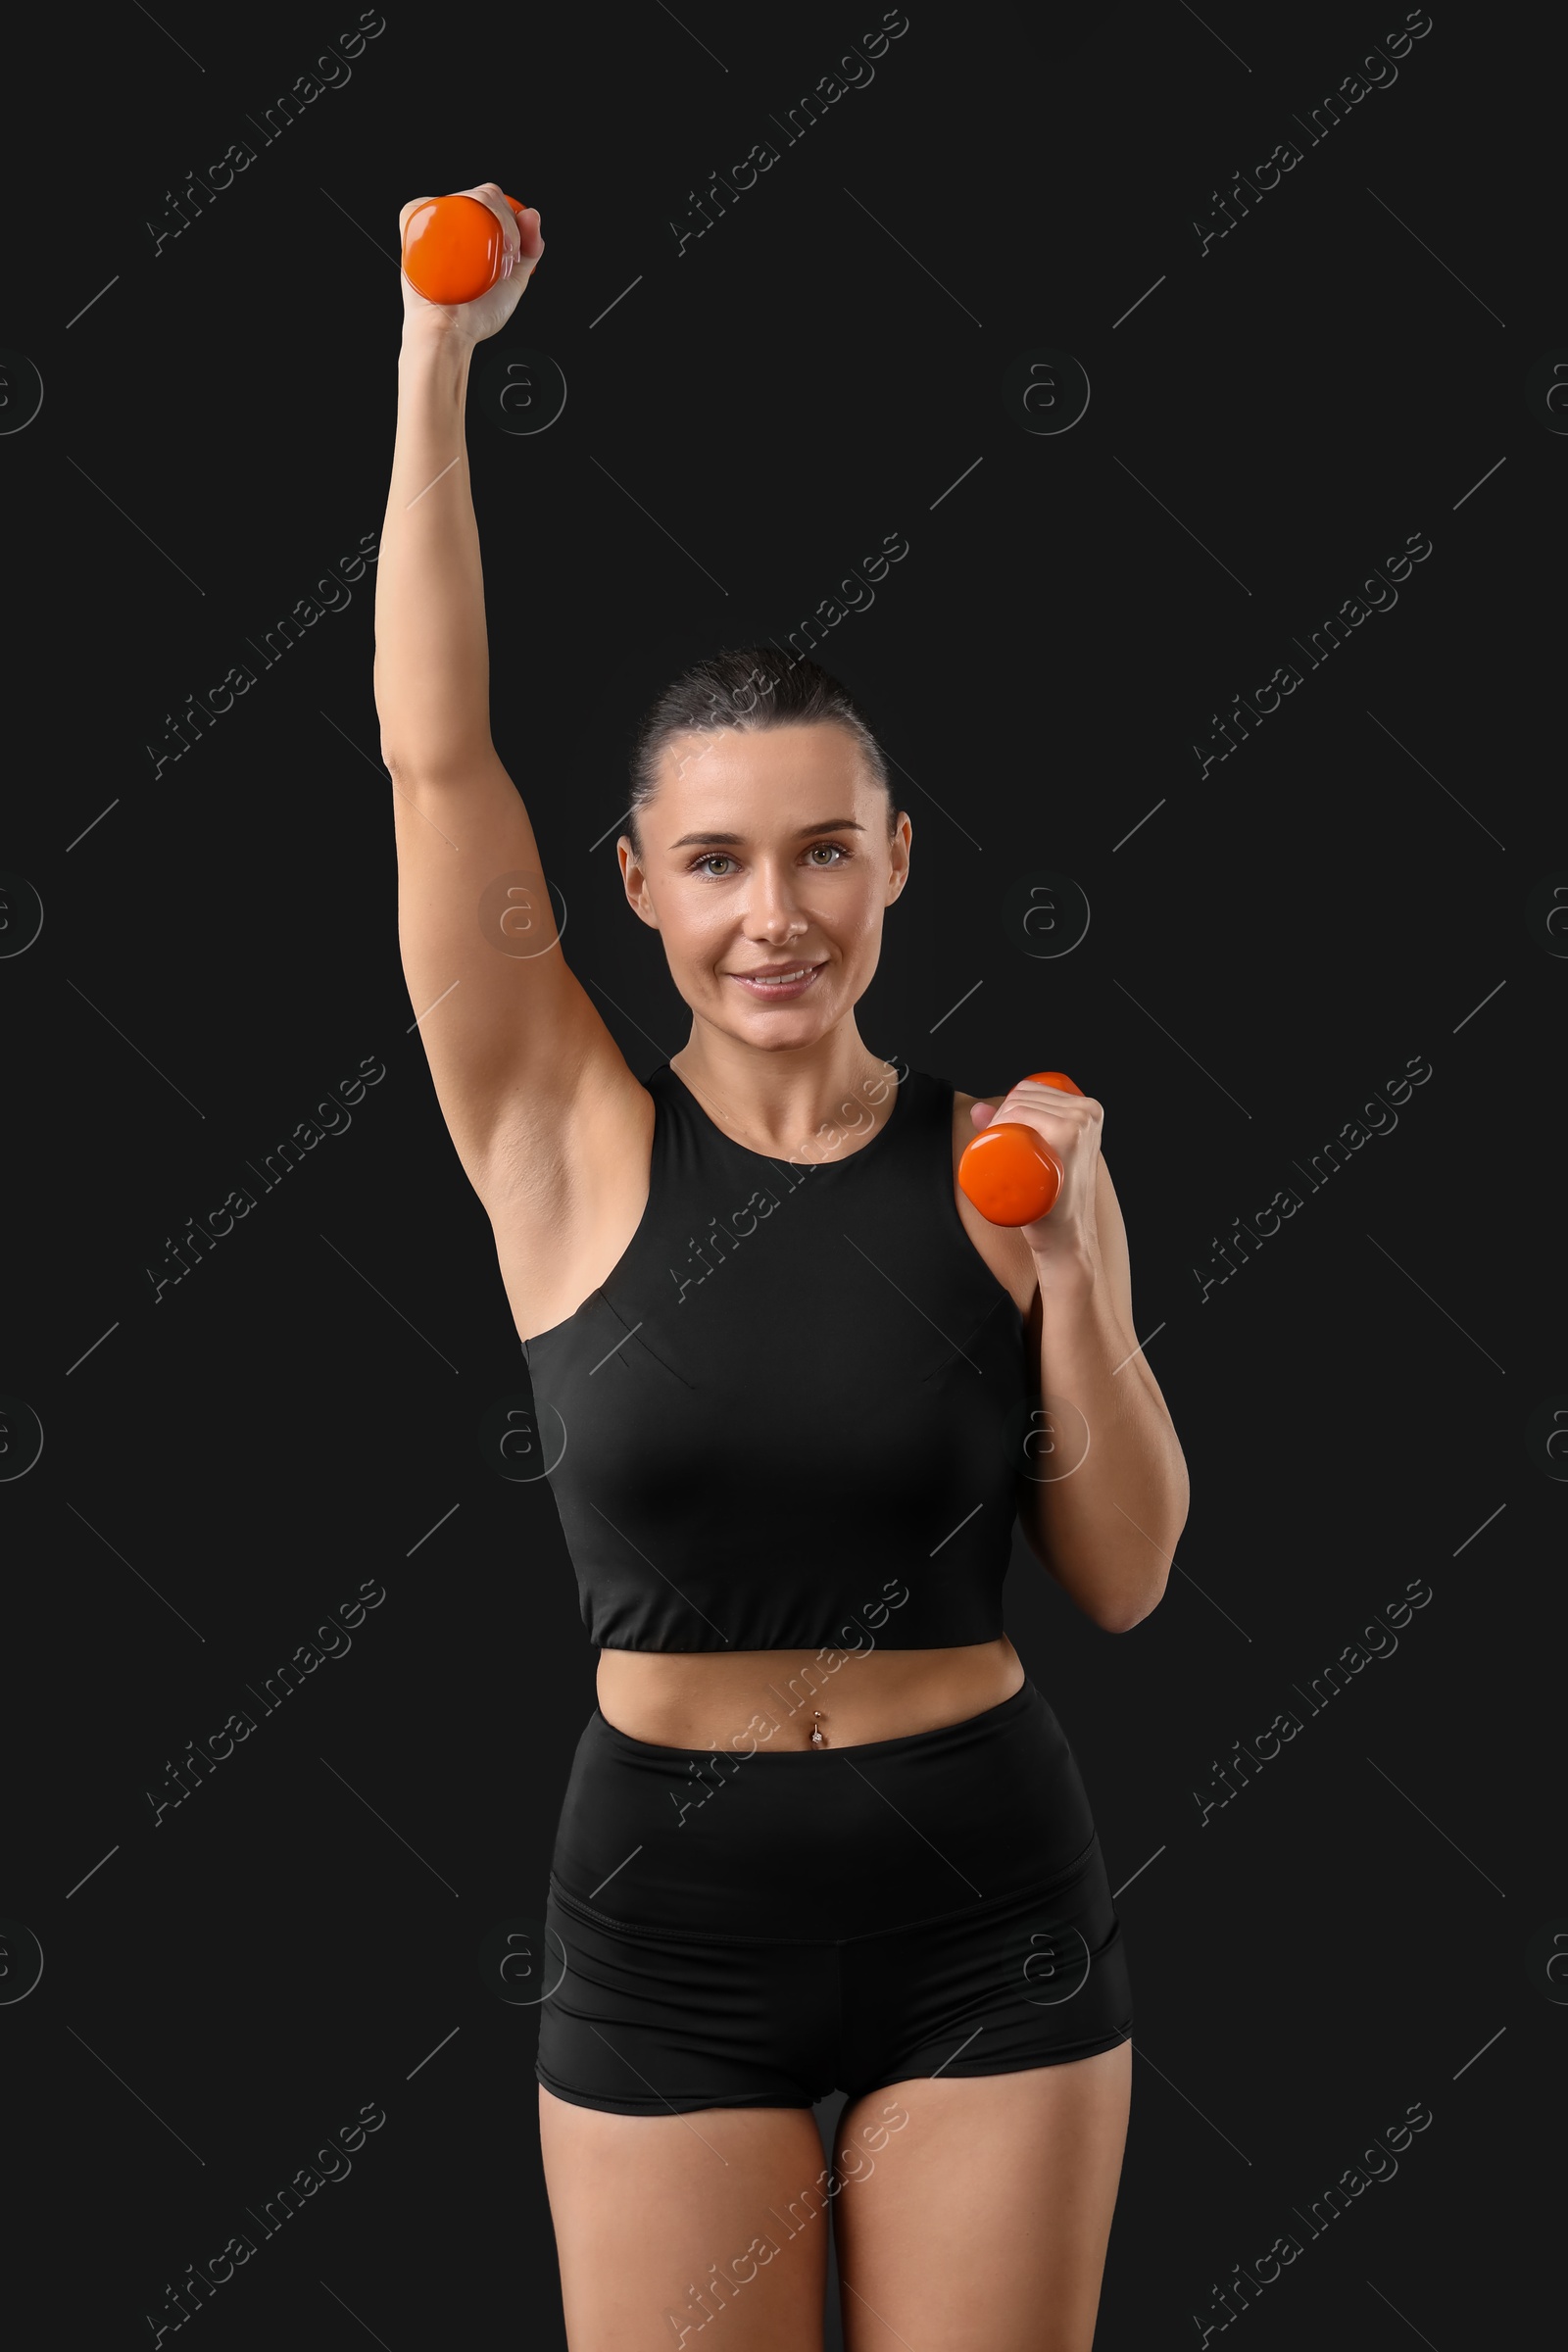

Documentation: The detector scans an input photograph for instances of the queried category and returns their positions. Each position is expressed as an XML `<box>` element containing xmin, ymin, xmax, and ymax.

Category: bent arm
<box><xmin>1017</xmin><ymin>1155</ymin><xmax>1190</xmax><ymax>1631</ymax></box>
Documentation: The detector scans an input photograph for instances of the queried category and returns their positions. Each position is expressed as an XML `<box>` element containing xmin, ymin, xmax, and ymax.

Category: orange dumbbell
<box><xmin>401</xmin><ymin>191</ymin><xmax>532</xmax><ymax>305</ymax></box>
<box><xmin>957</xmin><ymin>1071</ymin><xmax>1084</xmax><ymax>1225</ymax></box>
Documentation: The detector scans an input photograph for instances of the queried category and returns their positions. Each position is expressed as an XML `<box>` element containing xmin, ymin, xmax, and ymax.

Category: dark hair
<box><xmin>624</xmin><ymin>643</ymin><xmax>897</xmax><ymax>861</ymax></box>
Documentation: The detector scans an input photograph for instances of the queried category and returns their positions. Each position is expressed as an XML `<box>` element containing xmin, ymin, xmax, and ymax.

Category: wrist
<box><xmin>399</xmin><ymin>315</ymin><xmax>477</xmax><ymax>370</ymax></box>
<box><xmin>1029</xmin><ymin>1242</ymin><xmax>1099</xmax><ymax>1302</ymax></box>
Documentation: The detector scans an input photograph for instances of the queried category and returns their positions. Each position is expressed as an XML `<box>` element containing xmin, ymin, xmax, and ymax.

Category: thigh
<box><xmin>831</xmin><ymin>2045</ymin><xmax>1132</xmax><ymax>2352</ymax></box>
<box><xmin>538</xmin><ymin>2086</ymin><xmax>832</xmax><ymax>2351</ymax></box>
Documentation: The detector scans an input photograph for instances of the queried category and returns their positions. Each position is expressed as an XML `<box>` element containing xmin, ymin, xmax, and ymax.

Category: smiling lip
<box><xmin>727</xmin><ymin>960</ymin><xmax>824</xmax><ymax>997</ymax></box>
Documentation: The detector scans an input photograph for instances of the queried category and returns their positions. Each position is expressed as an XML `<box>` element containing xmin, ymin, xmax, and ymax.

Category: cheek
<box><xmin>836</xmin><ymin>873</ymin><xmax>884</xmax><ymax>944</ymax></box>
<box><xmin>658</xmin><ymin>889</ymin><xmax>722</xmax><ymax>948</ymax></box>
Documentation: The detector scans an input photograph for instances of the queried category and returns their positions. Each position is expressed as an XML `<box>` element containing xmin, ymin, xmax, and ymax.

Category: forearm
<box><xmin>1020</xmin><ymin>1257</ymin><xmax>1189</xmax><ymax>1632</ymax></box>
<box><xmin>373</xmin><ymin>321</ymin><xmax>491</xmax><ymax>774</ymax></box>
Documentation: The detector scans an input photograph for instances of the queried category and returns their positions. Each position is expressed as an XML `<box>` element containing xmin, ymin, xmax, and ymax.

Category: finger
<box><xmin>999</xmin><ymin>1090</ymin><xmax>1102</xmax><ymax>1142</ymax></box>
<box><xmin>1004</xmin><ymin>1085</ymin><xmax>1093</xmax><ymax>1121</ymax></box>
<box><xmin>462</xmin><ymin>180</ymin><xmax>521</xmax><ymax>260</ymax></box>
<box><xmin>1014</xmin><ymin>1081</ymin><xmax>1102</xmax><ymax>1115</ymax></box>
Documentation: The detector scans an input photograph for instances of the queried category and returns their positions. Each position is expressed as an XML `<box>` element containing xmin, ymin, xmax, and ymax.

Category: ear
<box><xmin>617</xmin><ymin>839</ymin><xmax>661</xmax><ymax>926</ymax></box>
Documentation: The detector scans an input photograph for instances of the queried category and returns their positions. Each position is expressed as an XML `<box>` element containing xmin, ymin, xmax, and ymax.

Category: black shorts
<box><xmin>534</xmin><ymin>1678</ymin><xmax>1133</xmax><ymax>2116</ymax></box>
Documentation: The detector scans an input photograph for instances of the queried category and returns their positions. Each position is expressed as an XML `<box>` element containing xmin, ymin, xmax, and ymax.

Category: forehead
<box><xmin>657</xmin><ymin>720</ymin><xmax>869</xmax><ymax>803</ymax></box>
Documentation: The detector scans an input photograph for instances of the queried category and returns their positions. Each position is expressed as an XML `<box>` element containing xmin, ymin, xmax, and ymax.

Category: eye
<box><xmin>686</xmin><ymin>842</ymin><xmax>854</xmax><ymax>878</ymax></box>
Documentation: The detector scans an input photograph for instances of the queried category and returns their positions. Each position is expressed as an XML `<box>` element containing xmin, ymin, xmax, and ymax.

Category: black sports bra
<box><xmin>521</xmin><ymin>1054</ymin><xmax>1037</xmax><ymax>1652</ymax></box>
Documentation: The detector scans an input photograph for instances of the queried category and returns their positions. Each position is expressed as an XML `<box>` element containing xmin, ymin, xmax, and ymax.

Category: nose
<box><xmin>744</xmin><ymin>857</ymin><xmax>810</xmax><ymax>944</ymax></box>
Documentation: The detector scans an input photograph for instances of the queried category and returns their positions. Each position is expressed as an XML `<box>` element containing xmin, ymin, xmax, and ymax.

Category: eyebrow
<box><xmin>666</xmin><ymin>818</ymin><xmax>868</xmax><ymax>850</ymax></box>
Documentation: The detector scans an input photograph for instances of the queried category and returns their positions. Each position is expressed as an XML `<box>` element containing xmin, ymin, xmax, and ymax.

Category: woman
<box><xmin>376</xmin><ymin>184</ymin><xmax>1190</xmax><ymax>2352</ymax></box>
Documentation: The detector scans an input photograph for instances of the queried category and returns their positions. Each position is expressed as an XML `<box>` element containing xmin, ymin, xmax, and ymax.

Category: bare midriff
<box><xmin>595</xmin><ymin>1635</ymin><xmax>1026</xmax><ymax>1753</ymax></box>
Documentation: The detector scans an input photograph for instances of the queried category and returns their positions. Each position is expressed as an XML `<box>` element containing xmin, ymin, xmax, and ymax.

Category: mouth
<box><xmin>726</xmin><ymin>959</ymin><xmax>825</xmax><ymax>1001</ymax></box>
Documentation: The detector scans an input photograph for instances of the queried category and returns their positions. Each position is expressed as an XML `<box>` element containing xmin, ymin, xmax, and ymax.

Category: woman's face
<box><xmin>619</xmin><ymin>721</ymin><xmax>910</xmax><ymax>1044</ymax></box>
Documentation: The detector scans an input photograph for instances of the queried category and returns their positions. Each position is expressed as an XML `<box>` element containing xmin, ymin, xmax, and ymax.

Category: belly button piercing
<box><xmin>810</xmin><ymin>1711</ymin><xmax>826</xmax><ymax>1748</ymax></box>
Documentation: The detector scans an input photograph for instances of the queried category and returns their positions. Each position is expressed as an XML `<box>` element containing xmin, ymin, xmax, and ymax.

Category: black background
<box><xmin>3</xmin><ymin>1</ymin><xmax>1560</xmax><ymax>2344</ymax></box>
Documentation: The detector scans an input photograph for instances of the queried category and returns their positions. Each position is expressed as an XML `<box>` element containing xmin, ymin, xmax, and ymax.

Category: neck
<box><xmin>671</xmin><ymin>1024</ymin><xmax>902</xmax><ymax>1163</ymax></box>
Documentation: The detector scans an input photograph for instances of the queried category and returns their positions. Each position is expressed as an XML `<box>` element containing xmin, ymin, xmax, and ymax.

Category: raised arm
<box><xmin>373</xmin><ymin>185</ymin><xmax>629</xmax><ymax>1201</ymax></box>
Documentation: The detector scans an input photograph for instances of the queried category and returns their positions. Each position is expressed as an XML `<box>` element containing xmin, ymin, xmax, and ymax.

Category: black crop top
<box><xmin>521</xmin><ymin>1054</ymin><xmax>1037</xmax><ymax>1652</ymax></box>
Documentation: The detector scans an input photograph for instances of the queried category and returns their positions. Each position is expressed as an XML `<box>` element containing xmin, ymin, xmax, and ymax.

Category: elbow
<box><xmin>379</xmin><ymin>741</ymin><xmax>453</xmax><ymax>794</ymax></box>
<box><xmin>1092</xmin><ymin>1577</ymin><xmax>1167</xmax><ymax>1636</ymax></box>
<box><xmin>380</xmin><ymin>736</ymin><xmax>496</xmax><ymax>792</ymax></box>
<box><xmin>380</xmin><ymin>738</ymin><xmax>431</xmax><ymax>784</ymax></box>
<box><xmin>1099</xmin><ymin>1481</ymin><xmax>1189</xmax><ymax>1632</ymax></box>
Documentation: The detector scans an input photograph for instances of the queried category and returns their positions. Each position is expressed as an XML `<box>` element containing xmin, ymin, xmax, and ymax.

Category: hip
<box><xmin>550</xmin><ymin>1674</ymin><xmax>1104</xmax><ymax>1943</ymax></box>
